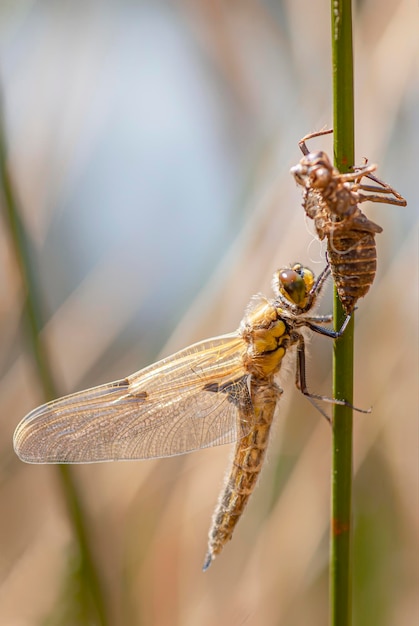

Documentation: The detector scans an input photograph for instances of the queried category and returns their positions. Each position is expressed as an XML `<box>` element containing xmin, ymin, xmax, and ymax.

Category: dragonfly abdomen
<box><xmin>326</xmin><ymin>219</ymin><xmax>380</xmax><ymax>314</ymax></box>
<box><xmin>203</xmin><ymin>379</ymin><xmax>280</xmax><ymax>570</ymax></box>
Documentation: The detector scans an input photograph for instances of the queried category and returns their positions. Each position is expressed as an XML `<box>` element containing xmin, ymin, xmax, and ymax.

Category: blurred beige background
<box><xmin>0</xmin><ymin>1</ymin><xmax>417</xmax><ymax>625</ymax></box>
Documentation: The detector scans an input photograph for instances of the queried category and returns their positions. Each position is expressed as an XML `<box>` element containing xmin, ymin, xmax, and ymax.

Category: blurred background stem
<box><xmin>0</xmin><ymin>96</ymin><xmax>109</xmax><ymax>626</ymax></box>
<box><xmin>330</xmin><ymin>1</ymin><xmax>355</xmax><ymax>625</ymax></box>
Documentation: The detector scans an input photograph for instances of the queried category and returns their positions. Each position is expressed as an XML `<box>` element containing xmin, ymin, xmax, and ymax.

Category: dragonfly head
<box><xmin>291</xmin><ymin>151</ymin><xmax>333</xmax><ymax>191</ymax></box>
<box><xmin>273</xmin><ymin>263</ymin><xmax>315</xmax><ymax>309</ymax></box>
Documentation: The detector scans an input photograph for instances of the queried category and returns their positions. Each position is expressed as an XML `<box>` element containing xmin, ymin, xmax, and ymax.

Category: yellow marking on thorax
<box><xmin>241</xmin><ymin>300</ymin><xmax>288</xmax><ymax>378</ymax></box>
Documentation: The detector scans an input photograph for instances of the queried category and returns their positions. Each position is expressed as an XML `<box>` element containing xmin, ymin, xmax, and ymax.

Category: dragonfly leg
<box><xmin>298</xmin><ymin>127</ymin><xmax>333</xmax><ymax>155</ymax></box>
<box><xmin>357</xmin><ymin>192</ymin><xmax>407</xmax><ymax>206</ymax></box>
<box><xmin>295</xmin><ymin>333</ymin><xmax>371</xmax><ymax>423</ymax></box>
<box><xmin>360</xmin><ymin>172</ymin><xmax>407</xmax><ymax>205</ymax></box>
<box><xmin>299</xmin><ymin>313</ymin><xmax>352</xmax><ymax>339</ymax></box>
<box><xmin>302</xmin><ymin>313</ymin><xmax>333</xmax><ymax>325</ymax></box>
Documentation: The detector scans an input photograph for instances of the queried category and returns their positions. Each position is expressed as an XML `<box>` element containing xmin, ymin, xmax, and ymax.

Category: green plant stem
<box><xmin>0</xmin><ymin>101</ymin><xmax>109</xmax><ymax>626</ymax></box>
<box><xmin>330</xmin><ymin>2</ymin><xmax>355</xmax><ymax>626</ymax></box>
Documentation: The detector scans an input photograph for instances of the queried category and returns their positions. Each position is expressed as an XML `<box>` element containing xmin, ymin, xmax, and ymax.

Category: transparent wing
<box><xmin>14</xmin><ymin>333</ymin><xmax>253</xmax><ymax>464</ymax></box>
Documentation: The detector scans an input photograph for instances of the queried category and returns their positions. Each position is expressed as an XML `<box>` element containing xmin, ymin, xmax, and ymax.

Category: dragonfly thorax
<box><xmin>240</xmin><ymin>299</ymin><xmax>289</xmax><ymax>378</ymax></box>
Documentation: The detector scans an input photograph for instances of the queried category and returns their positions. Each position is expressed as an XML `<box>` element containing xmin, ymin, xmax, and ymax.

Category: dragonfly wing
<box><xmin>14</xmin><ymin>333</ymin><xmax>252</xmax><ymax>464</ymax></box>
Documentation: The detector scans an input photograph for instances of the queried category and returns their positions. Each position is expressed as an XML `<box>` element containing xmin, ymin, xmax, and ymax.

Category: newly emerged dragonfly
<box><xmin>291</xmin><ymin>128</ymin><xmax>406</xmax><ymax>313</ymax></box>
<box><xmin>14</xmin><ymin>263</ymin><xmax>358</xmax><ymax>570</ymax></box>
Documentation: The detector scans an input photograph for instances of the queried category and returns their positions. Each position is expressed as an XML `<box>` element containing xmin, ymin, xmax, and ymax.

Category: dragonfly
<box><xmin>14</xmin><ymin>262</ymin><xmax>359</xmax><ymax>570</ymax></box>
<box><xmin>291</xmin><ymin>128</ymin><xmax>407</xmax><ymax>313</ymax></box>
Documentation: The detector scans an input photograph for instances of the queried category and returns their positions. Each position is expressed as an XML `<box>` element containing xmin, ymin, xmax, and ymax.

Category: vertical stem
<box><xmin>0</xmin><ymin>97</ymin><xmax>109</xmax><ymax>625</ymax></box>
<box><xmin>330</xmin><ymin>2</ymin><xmax>355</xmax><ymax>626</ymax></box>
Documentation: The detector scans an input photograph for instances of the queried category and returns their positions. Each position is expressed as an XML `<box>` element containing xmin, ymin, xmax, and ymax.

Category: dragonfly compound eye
<box><xmin>292</xmin><ymin>264</ymin><xmax>315</xmax><ymax>293</ymax></box>
<box><xmin>310</xmin><ymin>166</ymin><xmax>332</xmax><ymax>189</ymax></box>
<box><xmin>276</xmin><ymin>268</ymin><xmax>306</xmax><ymax>306</ymax></box>
<box><xmin>290</xmin><ymin>163</ymin><xmax>307</xmax><ymax>185</ymax></box>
